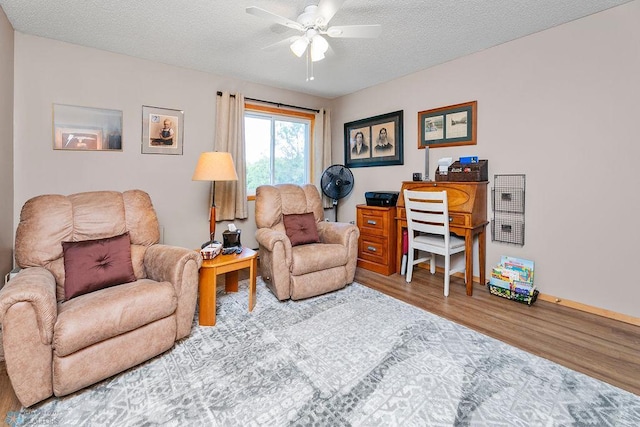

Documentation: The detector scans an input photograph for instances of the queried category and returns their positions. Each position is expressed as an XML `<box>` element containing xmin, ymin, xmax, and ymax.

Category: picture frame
<box><xmin>344</xmin><ymin>110</ymin><xmax>403</xmax><ymax>168</ymax></box>
<box><xmin>418</xmin><ymin>101</ymin><xmax>477</xmax><ymax>148</ymax></box>
<box><xmin>142</xmin><ymin>105</ymin><xmax>184</xmax><ymax>155</ymax></box>
<box><xmin>53</xmin><ymin>104</ymin><xmax>122</xmax><ymax>151</ymax></box>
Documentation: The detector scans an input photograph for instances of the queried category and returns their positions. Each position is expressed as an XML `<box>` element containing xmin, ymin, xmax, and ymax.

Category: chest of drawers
<box><xmin>356</xmin><ymin>205</ymin><xmax>396</xmax><ymax>275</ymax></box>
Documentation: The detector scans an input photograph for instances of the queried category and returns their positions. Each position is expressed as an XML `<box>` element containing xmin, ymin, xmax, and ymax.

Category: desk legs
<box><xmin>463</xmin><ymin>225</ymin><xmax>487</xmax><ymax>296</ymax></box>
<box><xmin>478</xmin><ymin>224</ymin><xmax>487</xmax><ymax>290</ymax></box>
<box><xmin>199</xmin><ymin>268</ymin><xmax>217</xmax><ymax>326</ymax></box>
<box><xmin>464</xmin><ymin>231</ymin><xmax>474</xmax><ymax>296</ymax></box>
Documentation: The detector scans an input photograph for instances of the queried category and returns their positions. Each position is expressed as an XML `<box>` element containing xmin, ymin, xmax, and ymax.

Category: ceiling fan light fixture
<box><xmin>310</xmin><ymin>34</ymin><xmax>329</xmax><ymax>61</ymax></box>
<box><xmin>310</xmin><ymin>48</ymin><xmax>325</xmax><ymax>62</ymax></box>
<box><xmin>290</xmin><ymin>36</ymin><xmax>309</xmax><ymax>57</ymax></box>
<box><xmin>312</xmin><ymin>34</ymin><xmax>329</xmax><ymax>53</ymax></box>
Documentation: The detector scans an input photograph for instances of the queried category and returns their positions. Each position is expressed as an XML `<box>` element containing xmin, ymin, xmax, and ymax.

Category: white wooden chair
<box><xmin>404</xmin><ymin>189</ymin><xmax>466</xmax><ymax>296</ymax></box>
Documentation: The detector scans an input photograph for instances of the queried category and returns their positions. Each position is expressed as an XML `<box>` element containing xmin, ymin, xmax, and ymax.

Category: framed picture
<box><xmin>344</xmin><ymin>110</ymin><xmax>403</xmax><ymax>168</ymax></box>
<box><xmin>418</xmin><ymin>101</ymin><xmax>477</xmax><ymax>148</ymax></box>
<box><xmin>142</xmin><ymin>106</ymin><xmax>184</xmax><ymax>155</ymax></box>
<box><xmin>53</xmin><ymin>104</ymin><xmax>122</xmax><ymax>151</ymax></box>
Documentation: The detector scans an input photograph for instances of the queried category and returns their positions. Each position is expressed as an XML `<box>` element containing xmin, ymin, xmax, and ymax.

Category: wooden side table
<box><xmin>198</xmin><ymin>247</ymin><xmax>258</xmax><ymax>326</ymax></box>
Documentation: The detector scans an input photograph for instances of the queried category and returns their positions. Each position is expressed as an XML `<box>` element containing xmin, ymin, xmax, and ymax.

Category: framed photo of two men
<box><xmin>344</xmin><ymin>110</ymin><xmax>403</xmax><ymax>168</ymax></box>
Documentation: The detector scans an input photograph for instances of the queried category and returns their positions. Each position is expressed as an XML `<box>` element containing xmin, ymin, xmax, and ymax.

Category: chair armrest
<box><xmin>144</xmin><ymin>244</ymin><xmax>202</xmax><ymax>341</ymax></box>
<box><xmin>317</xmin><ymin>221</ymin><xmax>360</xmax><ymax>246</ymax></box>
<box><xmin>144</xmin><ymin>245</ymin><xmax>203</xmax><ymax>294</ymax></box>
<box><xmin>255</xmin><ymin>228</ymin><xmax>292</xmax><ymax>260</ymax></box>
<box><xmin>0</xmin><ymin>267</ymin><xmax>57</xmax><ymax>345</ymax></box>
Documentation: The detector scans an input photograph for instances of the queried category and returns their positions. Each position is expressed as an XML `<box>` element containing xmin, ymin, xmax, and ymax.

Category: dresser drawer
<box><xmin>358</xmin><ymin>235</ymin><xmax>388</xmax><ymax>265</ymax></box>
<box><xmin>356</xmin><ymin>205</ymin><xmax>396</xmax><ymax>275</ymax></box>
<box><xmin>357</xmin><ymin>209</ymin><xmax>389</xmax><ymax>236</ymax></box>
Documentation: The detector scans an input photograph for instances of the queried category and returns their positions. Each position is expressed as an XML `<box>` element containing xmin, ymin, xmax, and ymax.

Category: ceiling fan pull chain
<box><xmin>306</xmin><ymin>48</ymin><xmax>315</xmax><ymax>81</ymax></box>
<box><xmin>306</xmin><ymin>48</ymin><xmax>310</xmax><ymax>81</ymax></box>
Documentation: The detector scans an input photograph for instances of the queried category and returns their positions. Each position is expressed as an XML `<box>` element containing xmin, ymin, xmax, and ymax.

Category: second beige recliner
<box><xmin>255</xmin><ymin>184</ymin><xmax>359</xmax><ymax>301</ymax></box>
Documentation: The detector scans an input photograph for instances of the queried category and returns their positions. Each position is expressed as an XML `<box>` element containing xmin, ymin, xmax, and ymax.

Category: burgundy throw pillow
<box><xmin>283</xmin><ymin>212</ymin><xmax>320</xmax><ymax>246</ymax></box>
<box><xmin>62</xmin><ymin>232</ymin><xmax>137</xmax><ymax>300</ymax></box>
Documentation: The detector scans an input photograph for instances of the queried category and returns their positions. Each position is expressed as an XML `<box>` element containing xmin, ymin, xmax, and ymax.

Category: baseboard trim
<box><xmin>534</xmin><ymin>293</ymin><xmax>640</xmax><ymax>326</ymax></box>
<box><xmin>419</xmin><ymin>265</ymin><xmax>640</xmax><ymax>327</ymax></box>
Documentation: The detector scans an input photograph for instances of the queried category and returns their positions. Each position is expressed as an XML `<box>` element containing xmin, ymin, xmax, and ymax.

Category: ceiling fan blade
<box><xmin>326</xmin><ymin>24</ymin><xmax>382</xmax><ymax>38</ymax></box>
<box><xmin>316</xmin><ymin>0</ymin><xmax>345</xmax><ymax>26</ymax></box>
<box><xmin>246</xmin><ymin>6</ymin><xmax>304</xmax><ymax>31</ymax></box>
<box><xmin>262</xmin><ymin>36</ymin><xmax>300</xmax><ymax>51</ymax></box>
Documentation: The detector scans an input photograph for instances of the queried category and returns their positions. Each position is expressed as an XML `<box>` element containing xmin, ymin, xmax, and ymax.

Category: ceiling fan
<box><xmin>246</xmin><ymin>0</ymin><xmax>381</xmax><ymax>79</ymax></box>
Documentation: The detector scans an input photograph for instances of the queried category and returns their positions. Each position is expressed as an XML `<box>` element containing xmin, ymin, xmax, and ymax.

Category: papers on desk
<box><xmin>438</xmin><ymin>157</ymin><xmax>453</xmax><ymax>173</ymax></box>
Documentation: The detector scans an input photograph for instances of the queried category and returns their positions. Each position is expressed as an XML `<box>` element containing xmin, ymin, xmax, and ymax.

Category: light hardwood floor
<box><xmin>1</xmin><ymin>267</ymin><xmax>638</xmax><ymax>422</ymax></box>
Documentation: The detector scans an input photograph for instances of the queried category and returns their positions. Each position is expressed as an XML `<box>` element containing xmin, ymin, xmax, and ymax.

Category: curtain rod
<box><xmin>216</xmin><ymin>91</ymin><xmax>320</xmax><ymax>114</ymax></box>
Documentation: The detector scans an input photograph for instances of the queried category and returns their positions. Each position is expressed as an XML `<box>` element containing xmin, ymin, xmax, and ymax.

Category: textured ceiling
<box><xmin>0</xmin><ymin>0</ymin><xmax>632</xmax><ymax>99</ymax></box>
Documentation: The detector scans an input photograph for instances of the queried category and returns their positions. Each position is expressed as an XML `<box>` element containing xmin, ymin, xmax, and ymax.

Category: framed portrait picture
<box><xmin>53</xmin><ymin>104</ymin><xmax>122</xmax><ymax>151</ymax></box>
<box><xmin>344</xmin><ymin>110</ymin><xmax>403</xmax><ymax>168</ymax></box>
<box><xmin>142</xmin><ymin>106</ymin><xmax>184</xmax><ymax>155</ymax></box>
<box><xmin>418</xmin><ymin>101</ymin><xmax>477</xmax><ymax>148</ymax></box>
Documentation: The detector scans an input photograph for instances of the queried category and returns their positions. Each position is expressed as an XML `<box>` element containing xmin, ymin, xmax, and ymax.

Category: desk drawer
<box><xmin>449</xmin><ymin>213</ymin><xmax>468</xmax><ymax>227</ymax></box>
<box><xmin>358</xmin><ymin>235</ymin><xmax>388</xmax><ymax>265</ymax></box>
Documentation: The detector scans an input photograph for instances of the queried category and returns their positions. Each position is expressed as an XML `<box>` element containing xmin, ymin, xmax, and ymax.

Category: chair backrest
<box><xmin>254</xmin><ymin>184</ymin><xmax>324</xmax><ymax>232</ymax></box>
<box><xmin>404</xmin><ymin>189</ymin><xmax>450</xmax><ymax>237</ymax></box>
<box><xmin>15</xmin><ymin>190</ymin><xmax>160</xmax><ymax>301</ymax></box>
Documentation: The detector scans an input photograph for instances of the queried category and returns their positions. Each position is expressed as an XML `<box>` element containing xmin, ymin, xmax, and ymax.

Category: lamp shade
<box><xmin>192</xmin><ymin>152</ymin><xmax>238</xmax><ymax>182</ymax></box>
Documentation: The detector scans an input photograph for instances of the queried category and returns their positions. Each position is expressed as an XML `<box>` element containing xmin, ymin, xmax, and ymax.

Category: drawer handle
<box><xmin>367</xmin><ymin>220</ymin><xmax>377</xmax><ymax>225</ymax></box>
<box><xmin>449</xmin><ymin>217</ymin><xmax>453</xmax><ymax>222</ymax></box>
<box><xmin>367</xmin><ymin>246</ymin><xmax>377</xmax><ymax>252</ymax></box>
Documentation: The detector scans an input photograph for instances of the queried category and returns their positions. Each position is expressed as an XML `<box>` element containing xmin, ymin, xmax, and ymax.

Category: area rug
<box><xmin>8</xmin><ymin>279</ymin><xmax>640</xmax><ymax>426</ymax></box>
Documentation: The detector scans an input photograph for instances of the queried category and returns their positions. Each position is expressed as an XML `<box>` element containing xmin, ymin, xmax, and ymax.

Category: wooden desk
<box><xmin>396</xmin><ymin>181</ymin><xmax>488</xmax><ymax>296</ymax></box>
<box><xmin>198</xmin><ymin>247</ymin><xmax>258</xmax><ymax>326</ymax></box>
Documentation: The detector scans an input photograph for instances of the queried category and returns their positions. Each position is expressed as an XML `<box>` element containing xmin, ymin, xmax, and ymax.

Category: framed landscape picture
<box><xmin>344</xmin><ymin>110</ymin><xmax>403</xmax><ymax>168</ymax></box>
<box><xmin>418</xmin><ymin>101</ymin><xmax>477</xmax><ymax>148</ymax></box>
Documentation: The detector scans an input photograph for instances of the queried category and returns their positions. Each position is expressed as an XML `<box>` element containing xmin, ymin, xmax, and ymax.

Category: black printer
<box><xmin>365</xmin><ymin>191</ymin><xmax>399</xmax><ymax>207</ymax></box>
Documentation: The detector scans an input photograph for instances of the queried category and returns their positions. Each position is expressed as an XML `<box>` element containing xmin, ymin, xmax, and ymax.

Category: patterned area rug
<box><xmin>9</xmin><ymin>279</ymin><xmax>640</xmax><ymax>426</ymax></box>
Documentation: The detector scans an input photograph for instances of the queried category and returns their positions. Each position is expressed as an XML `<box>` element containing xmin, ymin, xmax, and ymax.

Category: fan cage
<box><xmin>321</xmin><ymin>165</ymin><xmax>354</xmax><ymax>200</ymax></box>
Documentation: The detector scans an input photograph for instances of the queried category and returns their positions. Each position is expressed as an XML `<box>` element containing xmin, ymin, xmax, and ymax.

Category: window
<box><xmin>244</xmin><ymin>105</ymin><xmax>313</xmax><ymax>196</ymax></box>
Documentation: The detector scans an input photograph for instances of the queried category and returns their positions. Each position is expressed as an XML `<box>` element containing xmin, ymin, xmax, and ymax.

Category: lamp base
<box><xmin>211</xmin><ymin>205</ymin><xmax>217</xmax><ymax>239</ymax></box>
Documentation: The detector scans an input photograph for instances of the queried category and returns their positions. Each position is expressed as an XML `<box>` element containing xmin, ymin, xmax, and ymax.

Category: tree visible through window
<box><xmin>244</xmin><ymin>109</ymin><xmax>311</xmax><ymax>196</ymax></box>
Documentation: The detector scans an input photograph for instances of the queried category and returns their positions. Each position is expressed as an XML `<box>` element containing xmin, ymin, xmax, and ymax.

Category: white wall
<box><xmin>332</xmin><ymin>1</ymin><xmax>640</xmax><ymax>317</ymax></box>
<box><xmin>13</xmin><ymin>33</ymin><xmax>330</xmax><ymax>251</ymax></box>
<box><xmin>0</xmin><ymin>6</ymin><xmax>14</xmax><ymax>279</ymax></box>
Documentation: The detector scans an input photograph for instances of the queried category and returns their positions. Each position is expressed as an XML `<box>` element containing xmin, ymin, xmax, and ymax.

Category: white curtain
<box><xmin>214</xmin><ymin>91</ymin><xmax>248</xmax><ymax>220</ymax></box>
<box><xmin>313</xmin><ymin>108</ymin><xmax>333</xmax><ymax>209</ymax></box>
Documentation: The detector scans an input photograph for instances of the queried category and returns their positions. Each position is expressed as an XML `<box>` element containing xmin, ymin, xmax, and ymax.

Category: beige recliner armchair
<box><xmin>255</xmin><ymin>184</ymin><xmax>359</xmax><ymax>301</ymax></box>
<box><xmin>0</xmin><ymin>190</ymin><xmax>202</xmax><ymax>407</ymax></box>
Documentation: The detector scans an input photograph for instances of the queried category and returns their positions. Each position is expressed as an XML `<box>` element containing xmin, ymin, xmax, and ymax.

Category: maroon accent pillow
<box><xmin>62</xmin><ymin>232</ymin><xmax>137</xmax><ymax>300</ymax></box>
<box><xmin>283</xmin><ymin>212</ymin><xmax>320</xmax><ymax>246</ymax></box>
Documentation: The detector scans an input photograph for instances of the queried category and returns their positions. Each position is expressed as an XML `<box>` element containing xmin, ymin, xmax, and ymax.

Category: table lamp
<box><xmin>192</xmin><ymin>152</ymin><xmax>238</xmax><ymax>246</ymax></box>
